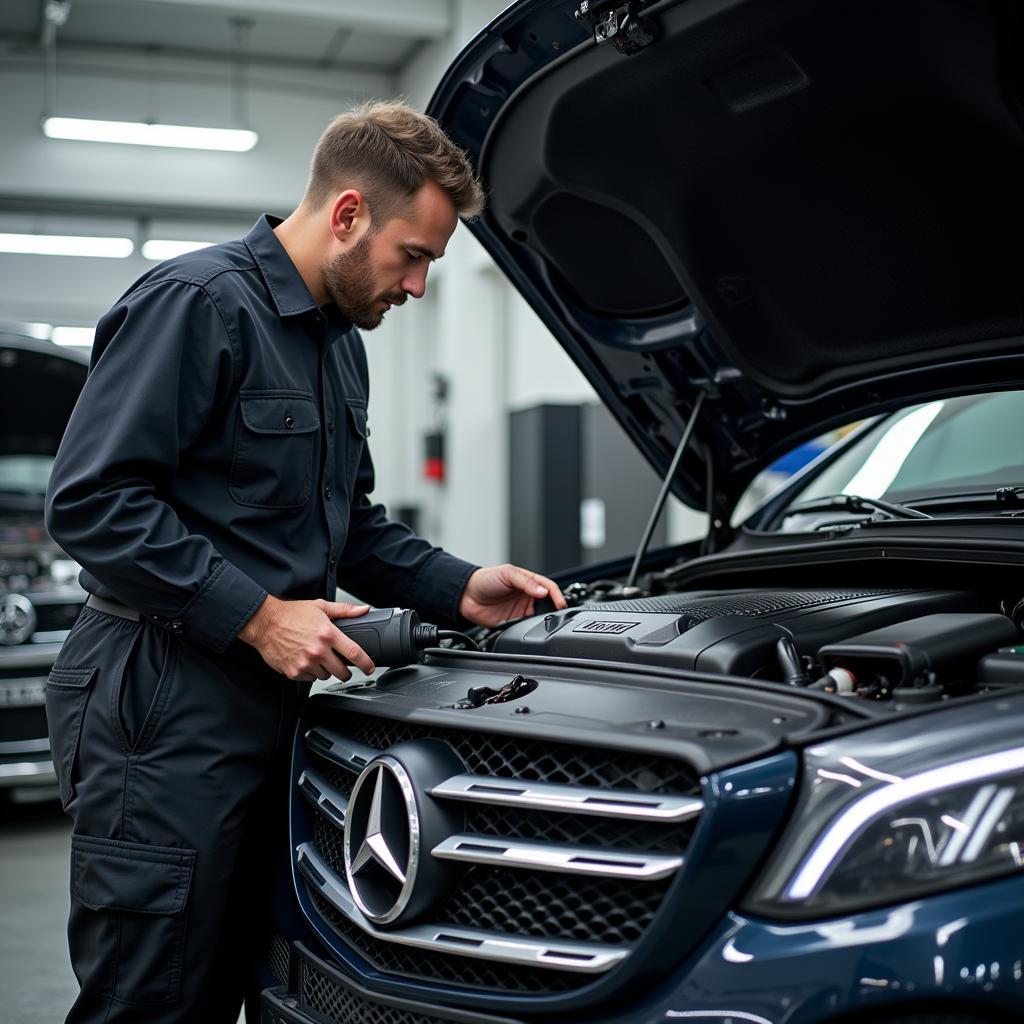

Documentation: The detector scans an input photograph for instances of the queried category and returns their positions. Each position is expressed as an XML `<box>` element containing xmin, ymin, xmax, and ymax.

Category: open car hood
<box><xmin>427</xmin><ymin>0</ymin><xmax>1024</xmax><ymax>516</ymax></box>
<box><xmin>0</xmin><ymin>335</ymin><xmax>89</xmax><ymax>457</ymax></box>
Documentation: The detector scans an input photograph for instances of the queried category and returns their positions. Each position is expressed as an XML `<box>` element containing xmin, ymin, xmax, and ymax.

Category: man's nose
<box><xmin>401</xmin><ymin>266</ymin><xmax>428</xmax><ymax>300</ymax></box>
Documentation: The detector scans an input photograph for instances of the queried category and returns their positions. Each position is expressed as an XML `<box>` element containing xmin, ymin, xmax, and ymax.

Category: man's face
<box><xmin>321</xmin><ymin>179</ymin><xmax>458</xmax><ymax>330</ymax></box>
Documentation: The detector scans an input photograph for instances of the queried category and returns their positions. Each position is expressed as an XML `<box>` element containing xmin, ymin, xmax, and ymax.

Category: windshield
<box><xmin>760</xmin><ymin>391</ymin><xmax>1024</xmax><ymax>530</ymax></box>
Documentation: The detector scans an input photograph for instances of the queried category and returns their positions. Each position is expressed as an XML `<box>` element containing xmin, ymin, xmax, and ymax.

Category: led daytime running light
<box><xmin>786</xmin><ymin>745</ymin><xmax>1024</xmax><ymax>899</ymax></box>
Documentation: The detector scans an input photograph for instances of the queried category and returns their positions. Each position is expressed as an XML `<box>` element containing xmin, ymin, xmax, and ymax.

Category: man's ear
<box><xmin>329</xmin><ymin>189</ymin><xmax>371</xmax><ymax>246</ymax></box>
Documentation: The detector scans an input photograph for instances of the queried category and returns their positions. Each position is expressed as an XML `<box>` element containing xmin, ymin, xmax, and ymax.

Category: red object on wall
<box><xmin>424</xmin><ymin>430</ymin><xmax>446</xmax><ymax>483</ymax></box>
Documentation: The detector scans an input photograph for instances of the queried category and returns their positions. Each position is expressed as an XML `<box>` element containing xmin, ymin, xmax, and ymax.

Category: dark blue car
<box><xmin>260</xmin><ymin>1</ymin><xmax>1024</xmax><ymax>1021</ymax></box>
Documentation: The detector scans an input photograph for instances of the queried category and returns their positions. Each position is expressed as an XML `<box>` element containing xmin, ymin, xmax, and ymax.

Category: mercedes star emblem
<box><xmin>0</xmin><ymin>593</ymin><xmax>36</xmax><ymax>646</ymax></box>
<box><xmin>343</xmin><ymin>756</ymin><xmax>420</xmax><ymax>925</ymax></box>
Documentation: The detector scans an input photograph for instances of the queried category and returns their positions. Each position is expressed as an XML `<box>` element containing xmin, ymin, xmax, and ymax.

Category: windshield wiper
<box><xmin>782</xmin><ymin>494</ymin><xmax>932</xmax><ymax>522</ymax></box>
<box><xmin>884</xmin><ymin>486</ymin><xmax>1024</xmax><ymax>512</ymax></box>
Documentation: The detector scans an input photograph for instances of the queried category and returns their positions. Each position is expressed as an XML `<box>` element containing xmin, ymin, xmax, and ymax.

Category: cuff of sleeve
<box><xmin>411</xmin><ymin>551</ymin><xmax>478</xmax><ymax>629</ymax></box>
<box><xmin>176</xmin><ymin>558</ymin><xmax>268</xmax><ymax>653</ymax></box>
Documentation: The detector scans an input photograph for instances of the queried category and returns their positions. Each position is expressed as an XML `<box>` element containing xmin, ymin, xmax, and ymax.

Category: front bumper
<box><xmin>266</xmin><ymin>873</ymin><xmax>1024</xmax><ymax>1024</ymax></box>
<box><xmin>0</xmin><ymin>749</ymin><xmax>55</xmax><ymax>788</ymax></box>
<box><xmin>0</xmin><ymin>643</ymin><xmax>61</xmax><ymax>789</ymax></box>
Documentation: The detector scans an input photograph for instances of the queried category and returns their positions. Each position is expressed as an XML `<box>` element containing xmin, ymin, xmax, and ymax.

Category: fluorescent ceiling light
<box><xmin>51</xmin><ymin>326</ymin><xmax>95</xmax><ymax>347</ymax></box>
<box><xmin>0</xmin><ymin>232</ymin><xmax>133</xmax><ymax>258</ymax></box>
<box><xmin>24</xmin><ymin>323</ymin><xmax>54</xmax><ymax>340</ymax></box>
<box><xmin>142</xmin><ymin>239</ymin><xmax>216</xmax><ymax>261</ymax></box>
<box><xmin>43</xmin><ymin>116</ymin><xmax>258</xmax><ymax>152</ymax></box>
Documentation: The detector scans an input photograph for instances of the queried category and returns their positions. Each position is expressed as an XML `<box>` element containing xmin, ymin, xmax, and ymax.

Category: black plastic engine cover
<box><xmin>492</xmin><ymin>589</ymin><xmax>980</xmax><ymax>678</ymax></box>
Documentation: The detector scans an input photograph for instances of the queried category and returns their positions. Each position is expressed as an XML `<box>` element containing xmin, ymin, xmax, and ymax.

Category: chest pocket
<box><xmin>230</xmin><ymin>390</ymin><xmax>320</xmax><ymax>509</ymax></box>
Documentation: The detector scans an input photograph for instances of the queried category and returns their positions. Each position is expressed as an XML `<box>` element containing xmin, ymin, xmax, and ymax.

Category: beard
<box><xmin>320</xmin><ymin>234</ymin><xmax>405</xmax><ymax>330</ymax></box>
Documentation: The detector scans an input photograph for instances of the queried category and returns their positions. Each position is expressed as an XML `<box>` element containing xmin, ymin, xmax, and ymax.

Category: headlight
<box><xmin>747</xmin><ymin>745</ymin><xmax>1024</xmax><ymax>917</ymax></box>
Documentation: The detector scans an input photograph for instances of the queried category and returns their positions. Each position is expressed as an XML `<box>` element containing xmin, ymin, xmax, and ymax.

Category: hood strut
<box><xmin>626</xmin><ymin>389</ymin><xmax>707</xmax><ymax>589</ymax></box>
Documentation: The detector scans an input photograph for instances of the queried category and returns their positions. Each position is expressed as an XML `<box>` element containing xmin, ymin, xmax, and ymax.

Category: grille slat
<box><xmin>431</xmin><ymin>833</ymin><xmax>683</xmax><ymax>880</ymax></box>
<box><xmin>310</xmin><ymin>890</ymin><xmax>581</xmax><ymax>994</ymax></box>
<box><xmin>298</xmin><ymin>768</ymin><xmax>348</xmax><ymax>829</ymax></box>
<box><xmin>306</xmin><ymin>726</ymin><xmax>376</xmax><ymax>773</ymax></box>
<box><xmin>431</xmin><ymin>773</ymin><xmax>703</xmax><ymax>821</ymax></box>
<box><xmin>298</xmin><ymin>843</ymin><xmax>627</xmax><ymax>971</ymax></box>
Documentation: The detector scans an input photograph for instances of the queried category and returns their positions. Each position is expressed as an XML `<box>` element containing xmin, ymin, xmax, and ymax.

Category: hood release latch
<box><xmin>575</xmin><ymin>1</ymin><xmax>659</xmax><ymax>56</ymax></box>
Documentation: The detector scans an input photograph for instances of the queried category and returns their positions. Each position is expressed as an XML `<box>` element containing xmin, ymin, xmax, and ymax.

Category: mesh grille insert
<box><xmin>268</xmin><ymin>933</ymin><xmax>290</xmax><ymax>988</ymax></box>
<box><xmin>298</xmin><ymin>952</ymin><xmax>519</xmax><ymax>1023</ymax></box>
<box><xmin>334</xmin><ymin>712</ymin><xmax>700</xmax><ymax>792</ymax></box>
<box><xmin>437</xmin><ymin>865</ymin><xmax>668</xmax><ymax>944</ymax></box>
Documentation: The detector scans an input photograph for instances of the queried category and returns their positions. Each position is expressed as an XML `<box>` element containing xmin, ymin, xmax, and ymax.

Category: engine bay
<box><xmin>473</xmin><ymin>585</ymin><xmax>1024</xmax><ymax>709</ymax></box>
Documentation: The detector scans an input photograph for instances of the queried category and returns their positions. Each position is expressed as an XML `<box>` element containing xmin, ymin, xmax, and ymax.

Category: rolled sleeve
<box><xmin>44</xmin><ymin>279</ymin><xmax>267</xmax><ymax>652</ymax></box>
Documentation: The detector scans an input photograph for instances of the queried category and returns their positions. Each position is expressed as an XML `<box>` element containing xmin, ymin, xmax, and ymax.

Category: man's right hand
<box><xmin>238</xmin><ymin>595</ymin><xmax>376</xmax><ymax>682</ymax></box>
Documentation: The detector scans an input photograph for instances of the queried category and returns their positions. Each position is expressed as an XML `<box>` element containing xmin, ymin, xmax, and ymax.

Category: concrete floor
<box><xmin>0</xmin><ymin>789</ymin><xmax>79</xmax><ymax>1024</ymax></box>
<box><xmin>0</xmin><ymin>789</ymin><xmax>245</xmax><ymax>1024</ymax></box>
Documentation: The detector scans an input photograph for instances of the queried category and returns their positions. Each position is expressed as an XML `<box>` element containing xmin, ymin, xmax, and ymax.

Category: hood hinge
<box><xmin>574</xmin><ymin>1</ymin><xmax>659</xmax><ymax>55</ymax></box>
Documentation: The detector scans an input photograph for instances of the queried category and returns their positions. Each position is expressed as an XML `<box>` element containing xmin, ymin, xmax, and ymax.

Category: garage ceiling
<box><xmin>0</xmin><ymin>0</ymin><xmax>449</xmax><ymax>73</ymax></box>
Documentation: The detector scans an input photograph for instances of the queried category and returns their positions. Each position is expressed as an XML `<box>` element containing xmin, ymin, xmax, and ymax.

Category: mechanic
<box><xmin>43</xmin><ymin>101</ymin><xmax>567</xmax><ymax>1024</ymax></box>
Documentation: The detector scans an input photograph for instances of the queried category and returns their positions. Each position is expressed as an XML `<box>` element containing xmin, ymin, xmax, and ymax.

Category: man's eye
<box><xmin>406</xmin><ymin>251</ymin><xmax>420</xmax><ymax>261</ymax></box>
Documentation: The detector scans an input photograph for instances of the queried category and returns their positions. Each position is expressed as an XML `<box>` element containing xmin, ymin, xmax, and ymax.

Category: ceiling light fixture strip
<box><xmin>431</xmin><ymin>834</ymin><xmax>683</xmax><ymax>880</ymax></box>
<box><xmin>295</xmin><ymin>843</ymin><xmax>628</xmax><ymax>974</ymax></box>
<box><xmin>431</xmin><ymin>774</ymin><xmax>705</xmax><ymax>822</ymax></box>
<box><xmin>297</xmin><ymin>768</ymin><xmax>348</xmax><ymax>830</ymax></box>
<box><xmin>305</xmin><ymin>727</ymin><xmax>377</xmax><ymax>774</ymax></box>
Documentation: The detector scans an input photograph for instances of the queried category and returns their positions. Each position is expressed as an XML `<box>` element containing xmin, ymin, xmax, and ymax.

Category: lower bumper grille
<box><xmin>262</xmin><ymin>942</ymin><xmax>524</xmax><ymax>1024</ymax></box>
<box><xmin>268</xmin><ymin>932</ymin><xmax>291</xmax><ymax>988</ymax></box>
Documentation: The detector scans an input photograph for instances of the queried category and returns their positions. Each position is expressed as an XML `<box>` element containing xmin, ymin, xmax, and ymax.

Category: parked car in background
<box><xmin>258</xmin><ymin>1</ymin><xmax>1024</xmax><ymax>1022</ymax></box>
<box><xmin>0</xmin><ymin>334</ymin><xmax>88</xmax><ymax>795</ymax></box>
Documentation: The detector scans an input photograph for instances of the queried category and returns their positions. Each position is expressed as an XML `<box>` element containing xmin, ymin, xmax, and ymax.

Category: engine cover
<box><xmin>492</xmin><ymin>589</ymin><xmax>980</xmax><ymax>677</ymax></box>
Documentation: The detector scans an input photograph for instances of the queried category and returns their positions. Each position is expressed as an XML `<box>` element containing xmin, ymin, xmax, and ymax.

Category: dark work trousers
<box><xmin>45</xmin><ymin>604</ymin><xmax>304</xmax><ymax>1023</ymax></box>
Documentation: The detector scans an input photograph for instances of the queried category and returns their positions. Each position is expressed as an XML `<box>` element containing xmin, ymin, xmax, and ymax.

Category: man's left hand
<box><xmin>458</xmin><ymin>564</ymin><xmax>567</xmax><ymax>626</ymax></box>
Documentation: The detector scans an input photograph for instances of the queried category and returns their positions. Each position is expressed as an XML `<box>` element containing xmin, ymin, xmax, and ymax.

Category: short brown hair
<box><xmin>305</xmin><ymin>100</ymin><xmax>485</xmax><ymax>224</ymax></box>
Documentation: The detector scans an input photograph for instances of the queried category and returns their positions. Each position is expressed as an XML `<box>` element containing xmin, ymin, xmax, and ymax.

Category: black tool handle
<box><xmin>332</xmin><ymin>607</ymin><xmax>422</xmax><ymax>668</ymax></box>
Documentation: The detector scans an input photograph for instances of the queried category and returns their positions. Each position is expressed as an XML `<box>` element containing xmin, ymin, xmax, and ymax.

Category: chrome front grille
<box><xmin>294</xmin><ymin>711</ymin><xmax>703</xmax><ymax>995</ymax></box>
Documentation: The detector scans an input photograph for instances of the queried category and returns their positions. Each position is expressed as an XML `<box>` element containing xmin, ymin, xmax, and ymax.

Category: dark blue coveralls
<box><xmin>43</xmin><ymin>215</ymin><xmax>476</xmax><ymax>1023</ymax></box>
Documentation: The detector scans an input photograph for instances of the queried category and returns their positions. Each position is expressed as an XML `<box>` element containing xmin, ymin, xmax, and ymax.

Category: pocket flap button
<box><xmin>284</xmin><ymin>415</ymin><xmax>295</xmax><ymax>429</ymax></box>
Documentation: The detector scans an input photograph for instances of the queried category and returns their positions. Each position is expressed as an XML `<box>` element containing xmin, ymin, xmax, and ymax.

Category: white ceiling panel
<box><xmin>61</xmin><ymin>2</ymin><xmax>345</xmax><ymax>65</ymax></box>
<box><xmin>336</xmin><ymin>30</ymin><xmax>420</xmax><ymax>71</ymax></box>
<box><xmin>128</xmin><ymin>0</ymin><xmax>451</xmax><ymax>38</ymax></box>
<box><xmin>0</xmin><ymin>0</ymin><xmax>448</xmax><ymax>71</ymax></box>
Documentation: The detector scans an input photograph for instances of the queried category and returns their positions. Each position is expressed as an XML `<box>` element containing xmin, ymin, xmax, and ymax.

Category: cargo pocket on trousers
<box><xmin>45</xmin><ymin>666</ymin><xmax>98</xmax><ymax>808</ymax></box>
<box><xmin>70</xmin><ymin>834</ymin><xmax>197</xmax><ymax>1005</ymax></box>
